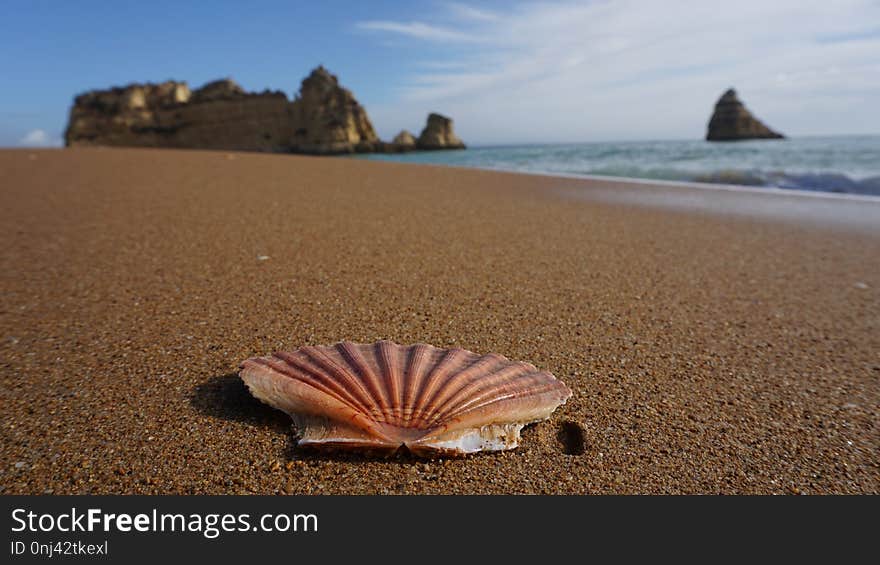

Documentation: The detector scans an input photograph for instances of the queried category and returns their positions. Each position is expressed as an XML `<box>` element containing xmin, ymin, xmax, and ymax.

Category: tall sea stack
<box><xmin>416</xmin><ymin>113</ymin><xmax>466</xmax><ymax>150</ymax></box>
<box><xmin>288</xmin><ymin>66</ymin><xmax>380</xmax><ymax>154</ymax></box>
<box><xmin>706</xmin><ymin>89</ymin><xmax>784</xmax><ymax>141</ymax></box>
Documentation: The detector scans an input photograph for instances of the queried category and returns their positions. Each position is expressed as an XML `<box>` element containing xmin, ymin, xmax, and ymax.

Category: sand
<box><xmin>1</xmin><ymin>147</ymin><xmax>878</xmax><ymax>494</ymax></box>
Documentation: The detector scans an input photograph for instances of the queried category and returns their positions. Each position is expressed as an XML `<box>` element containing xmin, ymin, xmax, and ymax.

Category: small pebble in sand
<box><xmin>257</xmin><ymin>255</ymin><xmax>270</xmax><ymax>261</ymax></box>
<box><xmin>853</xmin><ymin>281</ymin><xmax>868</xmax><ymax>289</ymax></box>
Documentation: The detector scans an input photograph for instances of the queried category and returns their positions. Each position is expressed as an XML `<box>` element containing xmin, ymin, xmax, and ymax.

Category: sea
<box><xmin>359</xmin><ymin>135</ymin><xmax>880</xmax><ymax>197</ymax></box>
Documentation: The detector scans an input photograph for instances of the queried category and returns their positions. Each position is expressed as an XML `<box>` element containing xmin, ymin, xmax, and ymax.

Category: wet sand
<box><xmin>1</xmin><ymin>147</ymin><xmax>878</xmax><ymax>494</ymax></box>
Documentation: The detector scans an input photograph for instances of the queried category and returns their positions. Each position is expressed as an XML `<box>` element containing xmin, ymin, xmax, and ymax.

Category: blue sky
<box><xmin>2</xmin><ymin>0</ymin><xmax>879</xmax><ymax>147</ymax></box>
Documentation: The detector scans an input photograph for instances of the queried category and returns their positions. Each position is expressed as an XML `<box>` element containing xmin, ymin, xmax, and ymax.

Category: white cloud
<box><xmin>18</xmin><ymin>129</ymin><xmax>60</xmax><ymax>147</ymax></box>
<box><xmin>356</xmin><ymin>20</ymin><xmax>479</xmax><ymax>42</ymax></box>
<box><xmin>446</xmin><ymin>2</ymin><xmax>499</xmax><ymax>22</ymax></box>
<box><xmin>357</xmin><ymin>0</ymin><xmax>880</xmax><ymax>143</ymax></box>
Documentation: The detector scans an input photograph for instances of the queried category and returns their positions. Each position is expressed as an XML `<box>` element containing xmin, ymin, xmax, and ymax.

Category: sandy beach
<box><xmin>1</xmin><ymin>147</ymin><xmax>877</xmax><ymax>494</ymax></box>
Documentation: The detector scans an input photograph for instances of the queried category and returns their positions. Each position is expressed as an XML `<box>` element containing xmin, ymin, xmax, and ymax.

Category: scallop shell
<box><xmin>239</xmin><ymin>341</ymin><xmax>572</xmax><ymax>456</ymax></box>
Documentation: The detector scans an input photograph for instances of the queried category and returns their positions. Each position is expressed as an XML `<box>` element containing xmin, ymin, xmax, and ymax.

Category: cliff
<box><xmin>65</xmin><ymin>78</ymin><xmax>291</xmax><ymax>152</ymax></box>
<box><xmin>64</xmin><ymin>66</ymin><xmax>436</xmax><ymax>155</ymax></box>
<box><xmin>706</xmin><ymin>89</ymin><xmax>784</xmax><ymax>141</ymax></box>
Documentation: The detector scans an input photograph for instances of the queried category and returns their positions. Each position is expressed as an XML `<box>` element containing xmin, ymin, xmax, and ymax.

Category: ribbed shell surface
<box><xmin>239</xmin><ymin>341</ymin><xmax>571</xmax><ymax>455</ymax></box>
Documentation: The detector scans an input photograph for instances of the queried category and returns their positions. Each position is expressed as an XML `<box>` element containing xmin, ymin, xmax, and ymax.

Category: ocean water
<box><xmin>359</xmin><ymin>135</ymin><xmax>880</xmax><ymax>196</ymax></box>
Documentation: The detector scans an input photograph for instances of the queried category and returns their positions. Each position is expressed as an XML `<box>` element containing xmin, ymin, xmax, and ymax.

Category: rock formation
<box><xmin>288</xmin><ymin>66</ymin><xmax>380</xmax><ymax>154</ymax></box>
<box><xmin>65</xmin><ymin>78</ymin><xmax>292</xmax><ymax>152</ymax></box>
<box><xmin>391</xmin><ymin>130</ymin><xmax>416</xmax><ymax>150</ymax></box>
<box><xmin>706</xmin><ymin>89</ymin><xmax>784</xmax><ymax>141</ymax></box>
<box><xmin>189</xmin><ymin>78</ymin><xmax>245</xmax><ymax>102</ymax></box>
<box><xmin>416</xmin><ymin>113</ymin><xmax>466</xmax><ymax>150</ymax></box>
<box><xmin>65</xmin><ymin>66</ymin><xmax>453</xmax><ymax>155</ymax></box>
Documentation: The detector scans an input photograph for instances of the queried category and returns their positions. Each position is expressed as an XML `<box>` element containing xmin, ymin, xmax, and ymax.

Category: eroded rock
<box><xmin>706</xmin><ymin>89</ymin><xmax>784</xmax><ymax>141</ymax></box>
<box><xmin>416</xmin><ymin>113</ymin><xmax>466</xmax><ymax>150</ymax></box>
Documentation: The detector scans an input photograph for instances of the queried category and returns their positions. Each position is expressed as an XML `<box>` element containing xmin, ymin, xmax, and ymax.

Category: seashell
<box><xmin>239</xmin><ymin>341</ymin><xmax>572</xmax><ymax>456</ymax></box>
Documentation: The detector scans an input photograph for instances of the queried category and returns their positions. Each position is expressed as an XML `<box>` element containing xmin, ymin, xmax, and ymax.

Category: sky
<box><xmin>2</xmin><ymin>0</ymin><xmax>879</xmax><ymax>147</ymax></box>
